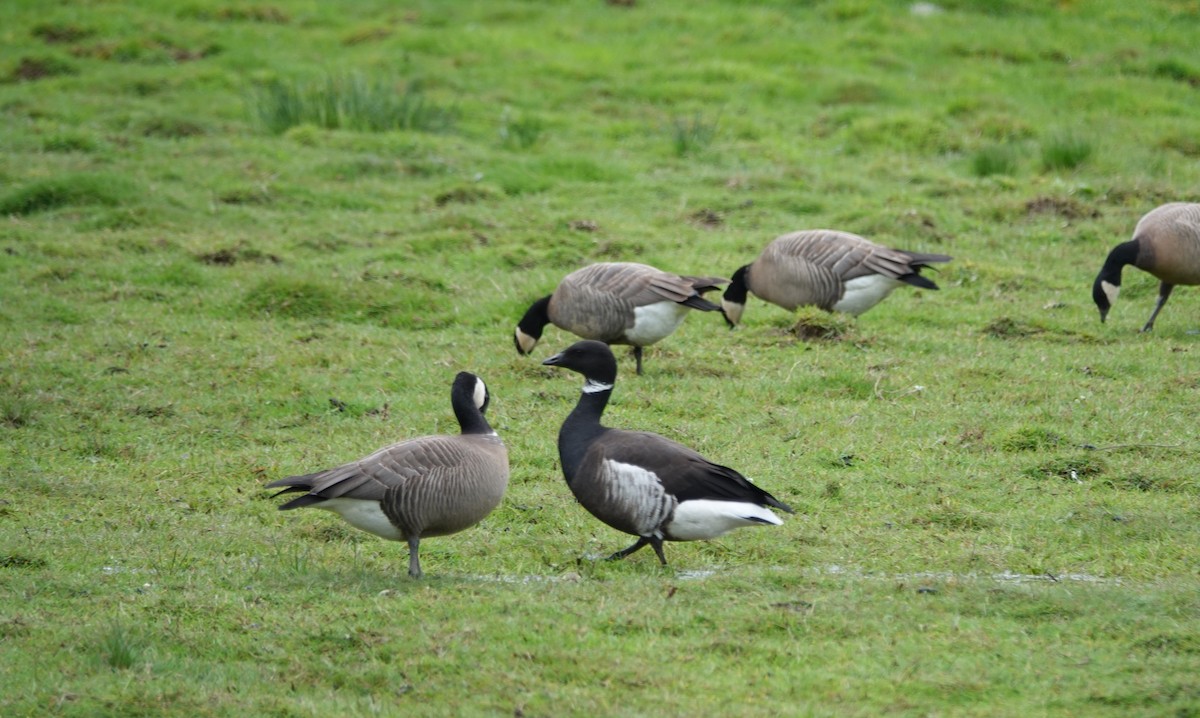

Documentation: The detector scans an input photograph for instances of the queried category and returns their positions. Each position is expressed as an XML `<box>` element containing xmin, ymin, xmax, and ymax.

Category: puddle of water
<box><xmin>409</xmin><ymin>565</ymin><xmax>1121</xmax><ymax>587</ymax></box>
<box><xmin>809</xmin><ymin>564</ymin><xmax>1120</xmax><ymax>585</ymax></box>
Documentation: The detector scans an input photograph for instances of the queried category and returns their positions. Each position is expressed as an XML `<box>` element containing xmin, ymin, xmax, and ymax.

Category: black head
<box><xmin>542</xmin><ymin>340</ymin><xmax>618</xmax><ymax>384</ymax></box>
<box><xmin>721</xmin><ymin>265</ymin><xmax>750</xmax><ymax>328</ymax></box>
<box><xmin>1091</xmin><ymin>276</ymin><xmax>1113</xmax><ymax>323</ymax></box>
<box><xmin>451</xmin><ymin>374</ymin><xmax>489</xmax><ymax>420</ymax></box>
<box><xmin>1093</xmin><ymin>240</ymin><xmax>1136</xmax><ymax>324</ymax></box>
<box><xmin>514</xmin><ymin>295</ymin><xmax>551</xmax><ymax>355</ymax></box>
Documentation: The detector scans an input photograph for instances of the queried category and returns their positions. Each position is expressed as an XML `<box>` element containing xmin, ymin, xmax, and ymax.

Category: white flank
<box><xmin>832</xmin><ymin>275</ymin><xmax>903</xmax><ymax>315</ymax></box>
<box><xmin>626</xmin><ymin>301</ymin><xmax>689</xmax><ymax>345</ymax></box>
<box><xmin>667</xmin><ymin>499</ymin><xmax>783</xmax><ymax>541</ymax></box>
<box><xmin>317</xmin><ymin>498</ymin><xmax>403</xmax><ymax>540</ymax></box>
<box><xmin>1101</xmin><ymin>280</ymin><xmax>1120</xmax><ymax>307</ymax></box>
<box><xmin>601</xmin><ymin>459</ymin><xmax>673</xmax><ymax>535</ymax></box>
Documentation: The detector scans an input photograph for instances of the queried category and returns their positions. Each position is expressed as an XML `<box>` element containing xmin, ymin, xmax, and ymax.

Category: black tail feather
<box><xmin>680</xmin><ymin>294</ymin><xmax>723</xmax><ymax>312</ymax></box>
<box><xmin>764</xmin><ymin>493</ymin><xmax>795</xmax><ymax>514</ymax></box>
<box><xmin>901</xmin><ymin>272</ymin><xmax>940</xmax><ymax>290</ymax></box>
<box><xmin>275</xmin><ymin>492</ymin><xmax>327</xmax><ymax>511</ymax></box>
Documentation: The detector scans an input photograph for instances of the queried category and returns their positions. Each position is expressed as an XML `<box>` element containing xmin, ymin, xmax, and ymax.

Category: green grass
<box><xmin>3</xmin><ymin>1</ymin><xmax>1200</xmax><ymax>715</ymax></box>
<box><xmin>250</xmin><ymin>74</ymin><xmax>458</xmax><ymax>134</ymax></box>
<box><xmin>1040</xmin><ymin>132</ymin><xmax>1094</xmax><ymax>172</ymax></box>
<box><xmin>971</xmin><ymin>143</ymin><xmax>1021</xmax><ymax>177</ymax></box>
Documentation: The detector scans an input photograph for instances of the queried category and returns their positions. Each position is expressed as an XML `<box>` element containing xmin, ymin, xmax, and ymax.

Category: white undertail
<box><xmin>666</xmin><ymin>499</ymin><xmax>785</xmax><ymax>541</ymax></box>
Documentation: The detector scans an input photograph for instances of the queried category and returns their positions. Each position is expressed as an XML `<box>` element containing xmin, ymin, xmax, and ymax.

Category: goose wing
<box><xmin>587</xmin><ymin>430</ymin><xmax>792</xmax><ymax>512</ymax></box>
<box><xmin>572</xmin><ymin>263</ymin><xmax>724</xmax><ymax>307</ymax></box>
<box><xmin>769</xmin><ymin>230</ymin><xmax>919</xmax><ymax>281</ymax></box>
<box><xmin>267</xmin><ymin>435</ymin><xmax>476</xmax><ymax>504</ymax></box>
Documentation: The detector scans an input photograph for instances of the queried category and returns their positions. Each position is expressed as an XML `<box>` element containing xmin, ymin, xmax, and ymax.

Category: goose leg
<box><xmin>632</xmin><ymin>346</ymin><xmax>644</xmax><ymax>375</ymax></box>
<box><xmin>1141</xmin><ymin>282</ymin><xmax>1175</xmax><ymax>332</ymax></box>
<box><xmin>606</xmin><ymin>536</ymin><xmax>669</xmax><ymax>566</ymax></box>
<box><xmin>607</xmin><ymin>537</ymin><xmax>649</xmax><ymax>561</ymax></box>
<box><xmin>648</xmin><ymin>536</ymin><xmax>668</xmax><ymax>566</ymax></box>
<box><xmin>406</xmin><ymin>535</ymin><xmax>423</xmax><ymax>579</ymax></box>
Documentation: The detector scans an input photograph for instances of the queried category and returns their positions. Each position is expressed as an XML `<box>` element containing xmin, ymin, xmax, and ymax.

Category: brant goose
<box><xmin>542</xmin><ymin>340</ymin><xmax>793</xmax><ymax>566</ymax></box>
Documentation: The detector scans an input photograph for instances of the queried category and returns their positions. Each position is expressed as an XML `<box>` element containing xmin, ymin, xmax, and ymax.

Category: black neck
<box><xmin>557</xmin><ymin>387</ymin><xmax>611</xmax><ymax>481</ymax></box>
<box><xmin>1098</xmin><ymin>240</ymin><xmax>1139</xmax><ymax>286</ymax></box>
<box><xmin>516</xmin><ymin>295</ymin><xmax>552</xmax><ymax>339</ymax></box>
<box><xmin>723</xmin><ymin>265</ymin><xmax>750</xmax><ymax>304</ymax></box>
<box><xmin>452</xmin><ymin>393</ymin><xmax>493</xmax><ymax>436</ymax></box>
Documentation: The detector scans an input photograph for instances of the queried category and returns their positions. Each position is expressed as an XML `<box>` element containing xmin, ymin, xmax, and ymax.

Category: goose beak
<box><xmin>542</xmin><ymin>353</ymin><xmax>563</xmax><ymax>367</ymax></box>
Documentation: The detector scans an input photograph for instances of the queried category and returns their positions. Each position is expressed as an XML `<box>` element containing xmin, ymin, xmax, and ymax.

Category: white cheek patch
<box><xmin>1101</xmin><ymin>280</ymin><xmax>1120</xmax><ymax>306</ymax></box>
<box><xmin>514</xmin><ymin>328</ymin><xmax>538</xmax><ymax>355</ymax></box>
<box><xmin>317</xmin><ymin>498</ymin><xmax>404</xmax><ymax>541</ymax></box>
<box><xmin>626</xmin><ymin>302</ymin><xmax>690</xmax><ymax>344</ymax></box>
<box><xmin>721</xmin><ymin>299</ymin><xmax>745</xmax><ymax>326</ymax></box>
<box><xmin>473</xmin><ymin>378</ymin><xmax>488</xmax><ymax>410</ymax></box>
<box><xmin>832</xmin><ymin>275</ymin><xmax>903</xmax><ymax>315</ymax></box>
<box><xmin>667</xmin><ymin>499</ymin><xmax>784</xmax><ymax>541</ymax></box>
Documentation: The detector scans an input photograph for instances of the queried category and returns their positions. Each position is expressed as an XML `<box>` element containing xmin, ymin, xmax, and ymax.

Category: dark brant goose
<box><xmin>722</xmin><ymin>229</ymin><xmax>951</xmax><ymax>326</ymax></box>
<box><xmin>515</xmin><ymin>262</ymin><xmax>727</xmax><ymax>374</ymax></box>
<box><xmin>542</xmin><ymin>340</ymin><xmax>793</xmax><ymax>565</ymax></box>
<box><xmin>1093</xmin><ymin>202</ymin><xmax>1200</xmax><ymax>332</ymax></box>
<box><xmin>266</xmin><ymin>372</ymin><xmax>509</xmax><ymax>578</ymax></box>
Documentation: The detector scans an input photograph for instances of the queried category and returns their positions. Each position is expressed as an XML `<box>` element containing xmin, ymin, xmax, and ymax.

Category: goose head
<box><xmin>542</xmin><ymin>340</ymin><xmax>618</xmax><ymax>387</ymax></box>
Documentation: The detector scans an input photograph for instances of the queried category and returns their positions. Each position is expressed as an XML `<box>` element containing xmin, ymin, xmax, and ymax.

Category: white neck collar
<box><xmin>582</xmin><ymin>379</ymin><xmax>614</xmax><ymax>394</ymax></box>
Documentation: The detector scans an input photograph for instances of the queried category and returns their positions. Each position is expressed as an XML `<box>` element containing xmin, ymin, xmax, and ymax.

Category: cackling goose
<box><xmin>515</xmin><ymin>262</ymin><xmax>727</xmax><ymax>374</ymax></box>
<box><xmin>266</xmin><ymin>372</ymin><xmax>509</xmax><ymax>579</ymax></box>
<box><xmin>1093</xmin><ymin>202</ymin><xmax>1200</xmax><ymax>332</ymax></box>
<box><xmin>722</xmin><ymin>230</ymin><xmax>952</xmax><ymax>326</ymax></box>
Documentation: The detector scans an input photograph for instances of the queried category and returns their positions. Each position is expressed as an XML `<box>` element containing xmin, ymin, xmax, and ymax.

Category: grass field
<box><xmin>3</xmin><ymin>0</ymin><xmax>1200</xmax><ymax>715</ymax></box>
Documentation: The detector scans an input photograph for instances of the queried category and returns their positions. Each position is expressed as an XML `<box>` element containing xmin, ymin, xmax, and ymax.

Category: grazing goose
<box><xmin>514</xmin><ymin>262</ymin><xmax>727</xmax><ymax>375</ymax></box>
<box><xmin>1092</xmin><ymin>202</ymin><xmax>1200</xmax><ymax>332</ymax></box>
<box><xmin>541</xmin><ymin>340</ymin><xmax>793</xmax><ymax>566</ymax></box>
<box><xmin>722</xmin><ymin>230</ymin><xmax>952</xmax><ymax>326</ymax></box>
<box><xmin>265</xmin><ymin>372</ymin><xmax>509</xmax><ymax>579</ymax></box>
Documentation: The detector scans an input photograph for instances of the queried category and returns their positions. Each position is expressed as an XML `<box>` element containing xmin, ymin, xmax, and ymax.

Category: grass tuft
<box><xmin>133</xmin><ymin>115</ymin><xmax>208</xmax><ymax>139</ymax></box>
<box><xmin>1040</xmin><ymin>132</ymin><xmax>1092</xmax><ymax>171</ymax></box>
<box><xmin>0</xmin><ymin>173</ymin><xmax>138</xmax><ymax>215</ymax></box>
<box><xmin>1023</xmin><ymin>453</ymin><xmax>1107</xmax><ymax>480</ymax></box>
<box><xmin>241</xmin><ymin>277</ymin><xmax>337</xmax><ymax>319</ymax></box>
<box><xmin>670</xmin><ymin>112</ymin><xmax>719</xmax><ymax>157</ymax></box>
<box><xmin>100</xmin><ymin>622</ymin><xmax>142</xmax><ymax>671</ymax></box>
<box><xmin>822</xmin><ymin>80</ymin><xmax>888</xmax><ymax>106</ymax></box>
<box><xmin>1152</xmin><ymin>58</ymin><xmax>1200</xmax><ymax>86</ymax></box>
<box><xmin>8</xmin><ymin>55</ymin><xmax>76</xmax><ymax>82</ymax></box>
<box><xmin>31</xmin><ymin>23</ymin><xmax>95</xmax><ymax>44</ymax></box>
<box><xmin>0</xmin><ymin>554</ymin><xmax>47</xmax><ymax>569</ymax></box>
<box><xmin>499</xmin><ymin>107</ymin><xmax>546</xmax><ymax>149</ymax></box>
<box><xmin>250</xmin><ymin>74</ymin><xmax>458</xmax><ymax>135</ymax></box>
<box><xmin>1001</xmin><ymin>426</ymin><xmax>1065</xmax><ymax>452</ymax></box>
<box><xmin>41</xmin><ymin>132</ymin><xmax>101</xmax><ymax>153</ymax></box>
<box><xmin>790</xmin><ymin>309</ymin><xmax>851</xmax><ymax>340</ymax></box>
<box><xmin>1</xmin><ymin>395</ymin><xmax>37</xmax><ymax>428</ymax></box>
<box><xmin>1158</xmin><ymin>132</ymin><xmax>1200</xmax><ymax>157</ymax></box>
<box><xmin>983</xmin><ymin>316</ymin><xmax>1044</xmax><ymax>339</ymax></box>
<box><xmin>971</xmin><ymin>144</ymin><xmax>1020</xmax><ymax>177</ymax></box>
